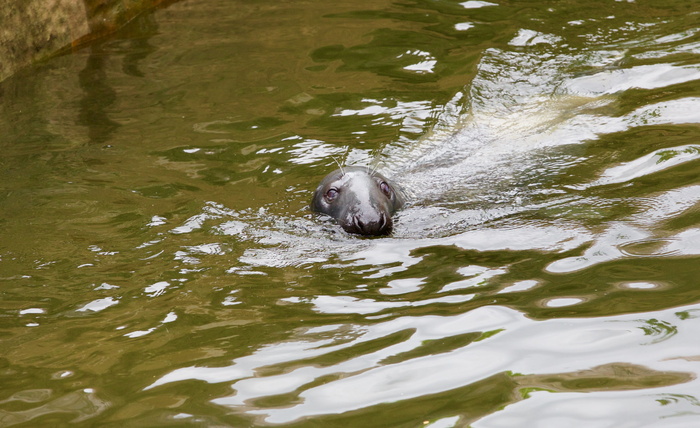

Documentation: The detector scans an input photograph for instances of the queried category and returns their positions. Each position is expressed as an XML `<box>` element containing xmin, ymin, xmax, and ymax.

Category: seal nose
<box><xmin>347</xmin><ymin>212</ymin><xmax>392</xmax><ymax>236</ymax></box>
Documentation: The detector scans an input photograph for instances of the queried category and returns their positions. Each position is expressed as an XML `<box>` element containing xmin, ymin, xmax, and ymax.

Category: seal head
<box><xmin>311</xmin><ymin>166</ymin><xmax>405</xmax><ymax>236</ymax></box>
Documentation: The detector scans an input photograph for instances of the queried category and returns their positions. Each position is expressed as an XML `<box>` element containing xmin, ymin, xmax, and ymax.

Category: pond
<box><xmin>1</xmin><ymin>0</ymin><xmax>700</xmax><ymax>426</ymax></box>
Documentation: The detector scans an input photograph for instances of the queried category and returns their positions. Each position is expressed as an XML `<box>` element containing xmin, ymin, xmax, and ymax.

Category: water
<box><xmin>1</xmin><ymin>0</ymin><xmax>700</xmax><ymax>426</ymax></box>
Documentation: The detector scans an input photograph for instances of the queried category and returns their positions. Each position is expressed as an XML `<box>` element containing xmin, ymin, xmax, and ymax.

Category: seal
<box><xmin>311</xmin><ymin>166</ymin><xmax>405</xmax><ymax>236</ymax></box>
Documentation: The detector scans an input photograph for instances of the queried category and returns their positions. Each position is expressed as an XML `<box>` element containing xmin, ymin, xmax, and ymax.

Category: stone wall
<box><xmin>0</xmin><ymin>0</ymin><xmax>172</xmax><ymax>82</ymax></box>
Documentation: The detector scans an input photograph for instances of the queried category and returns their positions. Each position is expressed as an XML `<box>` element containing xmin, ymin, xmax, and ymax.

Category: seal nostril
<box><xmin>379</xmin><ymin>213</ymin><xmax>393</xmax><ymax>235</ymax></box>
<box><xmin>352</xmin><ymin>215</ymin><xmax>366</xmax><ymax>233</ymax></box>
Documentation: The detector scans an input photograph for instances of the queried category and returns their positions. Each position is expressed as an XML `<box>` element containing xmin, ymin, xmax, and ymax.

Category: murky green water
<box><xmin>2</xmin><ymin>0</ymin><xmax>700</xmax><ymax>426</ymax></box>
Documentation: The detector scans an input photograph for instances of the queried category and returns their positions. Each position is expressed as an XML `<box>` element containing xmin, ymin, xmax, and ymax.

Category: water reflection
<box><xmin>120</xmin><ymin>13</ymin><xmax>159</xmax><ymax>78</ymax></box>
<box><xmin>76</xmin><ymin>13</ymin><xmax>162</xmax><ymax>145</ymax></box>
<box><xmin>145</xmin><ymin>305</ymin><xmax>697</xmax><ymax>425</ymax></box>
<box><xmin>78</xmin><ymin>45</ymin><xmax>120</xmax><ymax>145</ymax></box>
<box><xmin>0</xmin><ymin>388</ymin><xmax>108</xmax><ymax>426</ymax></box>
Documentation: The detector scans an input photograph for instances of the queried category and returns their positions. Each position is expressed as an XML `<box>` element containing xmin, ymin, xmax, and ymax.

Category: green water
<box><xmin>1</xmin><ymin>0</ymin><xmax>700</xmax><ymax>426</ymax></box>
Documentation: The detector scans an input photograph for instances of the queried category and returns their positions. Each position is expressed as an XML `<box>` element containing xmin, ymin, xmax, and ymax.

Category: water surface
<box><xmin>1</xmin><ymin>0</ymin><xmax>700</xmax><ymax>426</ymax></box>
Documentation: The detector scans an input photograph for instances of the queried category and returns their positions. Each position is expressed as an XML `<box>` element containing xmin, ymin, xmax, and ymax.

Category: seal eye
<box><xmin>379</xmin><ymin>181</ymin><xmax>392</xmax><ymax>197</ymax></box>
<box><xmin>325</xmin><ymin>188</ymin><xmax>339</xmax><ymax>201</ymax></box>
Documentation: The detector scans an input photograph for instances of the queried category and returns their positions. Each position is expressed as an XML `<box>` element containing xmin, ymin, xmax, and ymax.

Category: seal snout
<box><xmin>346</xmin><ymin>211</ymin><xmax>392</xmax><ymax>236</ymax></box>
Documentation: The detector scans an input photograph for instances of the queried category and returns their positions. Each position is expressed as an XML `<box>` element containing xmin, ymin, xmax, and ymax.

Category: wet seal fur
<box><xmin>311</xmin><ymin>166</ymin><xmax>405</xmax><ymax>236</ymax></box>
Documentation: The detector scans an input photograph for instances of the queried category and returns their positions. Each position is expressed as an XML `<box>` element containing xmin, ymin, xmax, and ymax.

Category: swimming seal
<box><xmin>311</xmin><ymin>166</ymin><xmax>405</xmax><ymax>236</ymax></box>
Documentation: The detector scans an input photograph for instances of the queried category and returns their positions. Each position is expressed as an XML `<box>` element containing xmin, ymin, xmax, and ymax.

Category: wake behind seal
<box><xmin>311</xmin><ymin>166</ymin><xmax>405</xmax><ymax>236</ymax></box>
